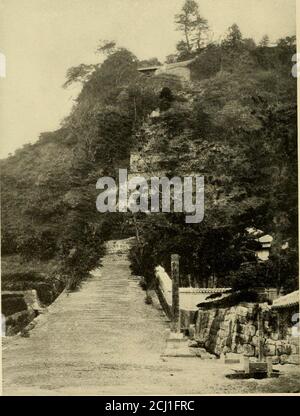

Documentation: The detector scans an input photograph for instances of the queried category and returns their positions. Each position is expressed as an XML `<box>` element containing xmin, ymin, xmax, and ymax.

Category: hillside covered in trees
<box><xmin>1</xmin><ymin>0</ymin><xmax>297</xmax><ymax>304</ymax></box>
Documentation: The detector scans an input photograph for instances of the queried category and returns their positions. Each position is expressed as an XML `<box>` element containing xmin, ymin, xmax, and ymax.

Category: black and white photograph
<box><xmin>0</xmin><ymin>0</ymin><xmax>299</xmax><ymax>397</ymax></box>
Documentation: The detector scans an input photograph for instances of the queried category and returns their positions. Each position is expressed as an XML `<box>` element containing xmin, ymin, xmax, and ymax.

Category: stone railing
<box><xmin>155</xmin><ymin>265</ymin><xmax>231</xmax><ymax>310</ymax></box>
<box><xmin>154</xmin><ymin>265</ymin><xmax>231</xmax><ymax>329</ymax></box>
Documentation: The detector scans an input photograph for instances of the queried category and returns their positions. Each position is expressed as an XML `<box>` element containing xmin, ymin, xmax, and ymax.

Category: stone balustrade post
<box><xmin>171</xmin><ymin>254</ymin><xmax>180</xmax><ymax>333</ymax></box>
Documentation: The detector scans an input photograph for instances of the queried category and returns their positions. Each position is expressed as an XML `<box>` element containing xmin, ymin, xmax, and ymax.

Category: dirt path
<box><xmin>2</xmin><ymin>240</ymin><xmax>300</xmax><ymax>395</ymax></box>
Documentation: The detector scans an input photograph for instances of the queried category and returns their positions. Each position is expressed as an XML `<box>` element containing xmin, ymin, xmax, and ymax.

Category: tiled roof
<box><xmin>196</xmin><ymin>292</ymin><xmax>233</xmax><ymax>308</ymax></box>
<box><xmin>137</xmin><ymin>65</ymin><xmax>161</xmax><ymax>72</ymax></box>
<box><xmin>272</xmin><ymin>290</ymin><xmax>299</xmax><ymax>309</ymax></box>
<box><xmin>180</xmin><ymin>287</ymin><xmax>231</xmax><ymax>293</ymax></box>
<box><xmin>163</xmin><ymin>58</ymin><xmax>196</xmax><ymax>69</ymax></box>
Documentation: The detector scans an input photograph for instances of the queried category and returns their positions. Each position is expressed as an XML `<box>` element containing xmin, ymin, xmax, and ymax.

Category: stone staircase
<box><xmin>2</xmin><ymin>238</ymin><xmax>170</xmax><ymax>394</ymax></box>
<box><xmin>105</xmin><ymin>237</ymin><xmax>136</xmax><ymax>255</ymax></box>
<box><xmin>162</xmin><ymin>331</ymin><xmax>217</xmax><ymax>359</ymax></box>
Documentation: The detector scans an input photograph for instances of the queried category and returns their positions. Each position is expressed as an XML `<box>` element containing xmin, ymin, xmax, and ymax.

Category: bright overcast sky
<box><xmin>0</xmin><ymin>0</ymin><xmax>297</xmax><ymax>158</ymax></box>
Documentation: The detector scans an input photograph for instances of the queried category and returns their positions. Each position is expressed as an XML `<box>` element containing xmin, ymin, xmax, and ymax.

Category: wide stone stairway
<box><xmin>2</xmin><ymin>239</ymin><xmax>171</xmax><ymax>395</ymax></box>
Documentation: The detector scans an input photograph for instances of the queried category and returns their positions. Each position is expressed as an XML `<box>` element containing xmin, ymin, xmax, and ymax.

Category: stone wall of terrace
<box><xmin>195</xmin><ymin>302</ymin><xmax>299</xmax><ymax>364</ymax></box>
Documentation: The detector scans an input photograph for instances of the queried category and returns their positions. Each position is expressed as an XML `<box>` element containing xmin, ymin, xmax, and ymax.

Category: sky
<box><xmin>0</xmin><ymin>0</ymin><xmax>297</xmax><ymax>158</ymax></box>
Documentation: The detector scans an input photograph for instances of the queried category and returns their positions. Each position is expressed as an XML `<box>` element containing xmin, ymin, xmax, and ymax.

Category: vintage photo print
<box><xmin>0</xmin><ymin>0</ymin><xmax>299</xmax><ymax>397</ymax></box>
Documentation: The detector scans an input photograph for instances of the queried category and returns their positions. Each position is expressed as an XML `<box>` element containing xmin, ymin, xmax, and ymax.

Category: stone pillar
<box><xmin>243</xmin><ymin>356</ymin><xmax>250</xmax><ymax>374</ymax></box>
<box><xmin>266</xmin><ymin>357</ymin><xmax>273</xmax><ymax>377</ymax></box>
<box><xmin>257</xmin><ymin>307</ymin><xmax>264</xmax><ymax>361</ymax></box>
<box><xmin>171</xmin><ymin>254</ymin><xmax>180</xmax><ymax>333</ymax></box>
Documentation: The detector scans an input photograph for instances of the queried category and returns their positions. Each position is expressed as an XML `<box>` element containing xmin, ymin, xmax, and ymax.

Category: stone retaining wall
<box><xmin>2</xmin><ymin>289</ymin><xmax>45</xmax><ymax>336</ymax></box>
<box><xmin>4</xmin><ymin>309</ymin><xmax>37</xmax><ymax>336</ymax></box>
<box><xmin>195</xmin><ymin>303</ymin><xmax>299</xmax><ymax>364</ymax></box>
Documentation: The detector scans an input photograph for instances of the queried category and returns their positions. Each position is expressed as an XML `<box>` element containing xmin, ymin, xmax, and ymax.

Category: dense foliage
<box><xmin>129</xmin><ymin>21</ymin><xmax>297</xmax><ymax>293</ymax></box>
<box><xmin>1</xmin><ymin>47</ymin><xmax>145</xmax><ymax>291</ymax></box>
<box><xmin>1</xmin><ymin>1</ymin><xmax>297</xmax><ymax>299</ymax></box>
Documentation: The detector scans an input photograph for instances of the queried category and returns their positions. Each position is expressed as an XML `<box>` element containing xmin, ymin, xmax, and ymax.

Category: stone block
<box><xmin>231</xmin><ymin>343</ymin><xmax>238</xmax><ymax>353</ymax></box>
<box><xmin>291</xmin><ymin>344</ymin><xmax>299</xmax><ymax>354</ymax></box>
<box><xmin>224</xmin><ymin>358</ymin><xmax>241</xmax><ymax>364</ymax></box>
<box><xmin>270</xmin><ymin>332</ymin><xmax>279</xmax><ymax>341</ymax></box>
<box><xmin>247</xmin><ymin>324</ymin><xmax>256</xmax><ymax>337</ymax></box>
<box><xmin>280</xmin><ymin>354</ymin><xmax>289</xmax><ymax>364</ymax></box>
<box><xmin>226</xmin><ymin>352</ymin><xmax>243</xmax><ymax>361</ymax></box>
<box><xmin>236</xmin><ymin>305</ymin><xmax>248</xmax><ymax>316</ymax></box>
<box><xmin>239</xmin><ymin>333</ymin><xmax>250</xmax><ymax>344</ymax></box>
<box><xmin>237</xmin><ymin>344</ymin><xmax>244</xmax><ymax>354</ymax></box>
<box><xmin>286</xmin><ymin>354</ymin><xmax>300</xmax><ymax>365</ymax></box>
<box><xmin>238</xmin><ymin>315</ymin><xmax>248</xmax><ymax>324</ymax></box>
<box><xmin>290</xmin><ymin>336</ymin><xmax>300</xmax><ymax>346</ymax></box>
<box><xmin>219</xmin><ymin>320</ymin><xmax>232</xmax><ymax>331</ymax></box>
<box><xmin>251</xmin><ymin>335</ymin><xmax>259</xmax><ymax>347</ymax></box>
<box><xmin>188</xmin><ymin>324</ymin><xmax>195</xmax><ymax>339</ymax></box>
<box><xmin>264</xmin><ymin>340</ymin><xmax>276</xmax><ymax>356</ymax></box>
<box><xmin>215</xmin><ymin>345</ymin><xmax>222</xmax><ymax>356</ymax></box>
<box><xmin>272</xmin><ymin>356</ymin><xmax>280</xmax><ymax>365</ymax></box>
<box><xmin>243</xmin><ymin>344</ymin><xmax>255</xmax><ymax>357</ymax></box>
<box><xmin>242</xmin><ymin>324</ymin><xmax>256</xmax><ymax>343</ymax></box>
<box><xmin>167</xmin><ymin>331</ymin><xmax>184</xmax><ymax>340</ymax></box>
<box><xmin>276</xmin><ymin>341</ymin><xmax>292</xmax><ymax>356</ymax></box>
<box><xmin>188</xmin><ymin>340</ymin><xmax>198</xmax><ymax>348</ymax></box>
<box><xmin>266</xmin><ymin>357</ymin><xmax>273</xmax><ymax>377</ymax></box>
<box><xmin>243</xmin><ymin>356</ymin><xmax>250</xmax><ymax>373</ymax></box>
<box><xmin>224</xmin><ymin>313</ymin><xmax>235</xmax><ymax>322</ymax></box>
<box><xmin>249</xmin><ymin>361</ymin><xmax>268</xmax><ymax>375</ymax></box>
<box><xmin>222</xmin><ymin>346</ymin><xmax>230</xmax><ymax>354</ymax></box>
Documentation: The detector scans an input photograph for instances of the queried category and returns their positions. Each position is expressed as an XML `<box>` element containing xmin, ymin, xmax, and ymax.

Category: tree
<box><xmin>259</xmin><ymin>35</ymin><xmax>270</xmax><ymax>47</ymax></box>
<box><xmin>67</xmin><ymin>47</ymin><xmax>139</xmax><ymax>111</ymax></box>
<box><xmin>138</xmin><ymin>57</ymin><xmax>161</xmax><ymax>68</ymax></box>
<box><xmin>64</xmin><ymin>42</ymin><xmax>138</xmax><ymax>99</ymax></box>
<box><xmin>63</xmin><ymin>64</ymin><xmax>96</xmax><ymax>88</ymax></box>
<box><xmin>276</xmin><ymin>35</ymin><xmax>297</xmax><ymax>67</ymax></box>
<box><xmin>220</xmin><ymin>24</ymin><xmax>256</xmax><ymax>72</ymax></box>
<box><xmin>175</xmin><ymin>0</ymin><xmax>209</xmax><ymax>60</ymax></box>
<box><xmin>96</xmin><ymin>40</ymin><xmax>117</xmax><ymax>56</ymax></box>
<box><xmin>221</xmin><ymin>24</ymin><xmax>243</xmax><ymax>50</ymax></box>
<box><xmin>277</xmin><ymin>35</ymin><xmax>296</xmax><ymax>49</ymax></box>
<box><xmin>128</xmin><ymin>37</ymin><xmax>297</xmax><ymax>291</ymax></box>
<box><xmin>243</xmin><ymin>38</ymin><xmax>257</xmax><ymax>51</ymax></box>
<box><xmin>189</xmin><ymin>43</ymin><xmax>222</xmax><ymax>80</ymax></box>
<box><xmin>166</xmin><ymin>54</ymin><xmax>178</xmax><ymax>64</ymax></box>
<box><xmin>159</xmin><ymin>87</ymin><xmax>174</xmax><ymax>111</ymax></box>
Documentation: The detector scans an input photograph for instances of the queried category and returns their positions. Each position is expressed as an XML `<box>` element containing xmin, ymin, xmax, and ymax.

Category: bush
<box><xmin>159</xmin><ymin>103</ymin><xmax>193</xmax><ymax>135</ymax></box>
<box><xmin>16</xmin><ymin>229</ymin><xmax>57</xmax><ymax>261</ymax></box>
<box><xmin>1</xmin><ymin>271</ymin><xmax>64</xmax><ymax>305</ymax></box>
<box><xmin>190</xmin><ymin>45</ymin><xmax>222</xmax><ymax>80</ymax></box>
<box><xmin>1</xmin><ymin>229</ymin><xmax>18</xmax><ymax>255</ymax></box>
<box><xmin>128</xmin><ymin>243</ymin><xmax>156</xmax><ymax>289</ymax></box>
